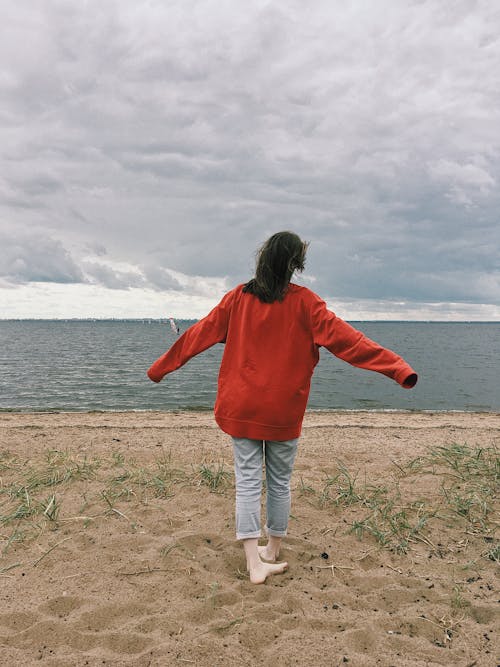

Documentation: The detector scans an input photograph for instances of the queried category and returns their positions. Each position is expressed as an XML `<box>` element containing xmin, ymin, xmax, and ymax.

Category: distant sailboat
<box><xmin>169</xmin><ymin>317</ymin><xmax>180</xmax><ymax>335</ymax></box>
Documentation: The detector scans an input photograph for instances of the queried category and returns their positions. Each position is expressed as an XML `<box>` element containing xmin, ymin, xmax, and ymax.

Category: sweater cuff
<box><xmin>147</xmin><ymin>367</ymin><xmax>163</xmax><ymax>383</ymax></box>
<box><xmin>399</xmin><ymin>370</ymin><xmax>418</xmax><ymax>388</ymax></box>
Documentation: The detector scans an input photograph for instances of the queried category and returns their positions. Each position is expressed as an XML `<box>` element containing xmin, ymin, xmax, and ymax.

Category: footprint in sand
<box><xmin>73</xmin><ymin>602</ymin><xmax>152</xmax><ymax>633</ymax></box>
<box><xmin>39</xmin><ymin>595</ymin><xmax>83</xmax><ymax>619</ymax></box>
<box><xmin>0</xmin><ymin>611</ymin><xmax>39</xmax><ymax>633</ymax></box>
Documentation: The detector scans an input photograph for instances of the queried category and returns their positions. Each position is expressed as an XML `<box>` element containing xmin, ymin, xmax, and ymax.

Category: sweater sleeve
<box><xmin>310</xmin><ymin>295</ymin><xmax>418</xmax><ymax>388</ymax></box>
<box><xmin>147</xmin><ymin>290</ymin><xmax>234</xmax><ymax>383</ymax></box>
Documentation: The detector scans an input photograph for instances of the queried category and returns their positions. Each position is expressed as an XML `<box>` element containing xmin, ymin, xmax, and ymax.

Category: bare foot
<box><xmin>248</xmin><ymin>560</ymin><xmax>288</xmax><ymax>584</ymax></box>
<box><xmin>258</xmin><ymin>545</ymin><xmax>278</xmax><ymax>562</ymax></box>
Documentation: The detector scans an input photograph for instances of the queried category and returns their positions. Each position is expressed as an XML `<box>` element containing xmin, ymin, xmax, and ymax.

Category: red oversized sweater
<box><xmin>147</xmin><ymin>284</ymin><xmax>418</xmax><ymax>440</ymax></box>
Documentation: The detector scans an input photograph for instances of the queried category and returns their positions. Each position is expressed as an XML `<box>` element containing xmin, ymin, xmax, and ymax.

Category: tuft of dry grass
<box><xmin>1</xmin><ymin>441</ymin><xmax>497</xmax><ymax>569</ymax></box>
<box><xmin>296</xmin><ymin>442</ymin><xmax>498</xmax><ymax>560</ymax></box>
<box><xmin>0</xmin><ymin>449</ymin><xmax>234</xmax><ymax>556</ymax></box>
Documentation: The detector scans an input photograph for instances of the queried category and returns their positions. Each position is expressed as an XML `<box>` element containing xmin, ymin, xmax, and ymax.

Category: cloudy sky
<box><xmin>1</xmin><ymin>0</ymin><xmax>499</xmax><ymax>320</ymax></box>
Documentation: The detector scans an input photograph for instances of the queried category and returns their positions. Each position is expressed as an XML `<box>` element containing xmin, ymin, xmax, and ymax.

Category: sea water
<box><xmin>0</xmin><ymin>320</ymin><xmax>498</xmax><ymax>412</ymax></box>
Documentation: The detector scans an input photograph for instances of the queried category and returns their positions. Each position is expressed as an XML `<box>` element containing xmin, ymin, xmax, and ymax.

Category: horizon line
<box><xmin>1</xmin><ymin>317</ymin><xmax>499</xmax><ymax>324</ymax></box>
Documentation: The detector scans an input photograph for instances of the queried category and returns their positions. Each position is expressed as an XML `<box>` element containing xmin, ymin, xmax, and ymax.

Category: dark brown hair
<box><xmin>243</xmin><ymin>231</ymin><xmax>308</xmax><ymax>303</ymax></box>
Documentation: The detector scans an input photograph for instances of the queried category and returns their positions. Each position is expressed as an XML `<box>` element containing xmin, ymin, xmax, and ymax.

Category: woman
<box><xmin>147</xmin><ymin>231</ymin><xmax>418</xmax><ymax>584</ymax></box>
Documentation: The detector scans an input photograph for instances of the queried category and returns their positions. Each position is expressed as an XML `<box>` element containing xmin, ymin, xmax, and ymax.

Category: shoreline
<box><xmin>2</xmin><ymin>410</ymin><xmax>500</xmax><ymax>441</ymax></box>
<box><xmin>1</xmin><ymin>407</ymin><xmax>499</xmax><ymax>415</ymax></box>
<box><xmin>2</xmin><ymin>410</ymin><xmax>499</xmax><ymax>460</ymax></box>
<box><xmin>1</xmin><ymin>409</ymin><xmax>499</xmax><ymax>424</ymax></box>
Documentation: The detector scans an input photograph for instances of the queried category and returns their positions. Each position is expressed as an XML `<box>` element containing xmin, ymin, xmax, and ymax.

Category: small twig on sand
<box><xmin>58</xmin><ymin>514</ymin><xmax>106</xmax><ymax>522</ymax></box>
<box><xmin>315</xmin><ymin>563</ymin><xmax>354</xmax><ymax>577</ymax></box>
<box><xmin>32</xmin><ymin>537</ymin><xmax>71</xmax><ymax>567</ymax></box>
<box><xmin>390</xmin><ymin>460</ymin><xmax>407</xmax><ymax>475</ymax></box>
<box><xmin>161</xmin><ymin>543</ymin><xmax>181</xmax><ymax>557</ymax></box>
<box><xmin>412</xmin><ymin>533</ymin><xmax>437</xmax><ymax>549</ymax></box>
<box><xmin>118</xmin><ymin>566</ymin><xmax>169</xmax><ymax>576</ymax></box>
<box><xmin>0</xmin><ymin>562</ymin><xmax>22</xmax><ymax>576</ymax></box>
<box><xmin>301</xmin><ymin>527</ymin><xmax>315</xmax><ymax>537</ymax></box>
<box><xmin>352</xmin><ymin>549</ymin><xmax>377</xmax><ymax>561</ymax></box>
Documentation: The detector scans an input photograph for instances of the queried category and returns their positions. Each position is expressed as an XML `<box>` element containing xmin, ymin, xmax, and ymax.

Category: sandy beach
<box><xmin>0</xmin><ymin>410</ymin><xmax>498</xmax><ymax>666</ymax></box>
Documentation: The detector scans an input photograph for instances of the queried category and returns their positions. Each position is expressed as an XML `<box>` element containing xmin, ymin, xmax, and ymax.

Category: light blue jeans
<box><xmin>232</xmin><ymin>437</ymin><xmax>299</xmax><ymax>540</ymax></box>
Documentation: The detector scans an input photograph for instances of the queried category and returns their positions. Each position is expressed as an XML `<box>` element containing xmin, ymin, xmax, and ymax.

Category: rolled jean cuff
<box><xmin>265</xmin><ymin>525</ymin><xmax>288</xmax><ymax>538</ymax></box>
<box><xmin>236</xmin><ymin>530</ymin><xmax>261</xmax><ymax>541</ymax></box>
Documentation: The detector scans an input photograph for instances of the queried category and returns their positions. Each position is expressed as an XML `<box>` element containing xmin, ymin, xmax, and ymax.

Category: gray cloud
<box><xmin>0</xmin><ymin>231</ymin><xmax>84</xmax><ymax>284</ymax></box>
<box><xmin>82</xmin><ymin>261</ymin><xmax>146</xmax><ymax>290</ymax></box>
<box><xmin>141</xmin><ymin>266</ymin><xmax>186</xmax><ymax>292</ymax></box>
<box><xmin>1</xmin><ymin>1</ymin><xmax>499</xmax><ymax>315</ymax></box>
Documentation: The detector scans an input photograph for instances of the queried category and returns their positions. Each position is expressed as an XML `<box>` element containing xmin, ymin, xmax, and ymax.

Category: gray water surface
<box><xmin>0</xmin><ymin>321</ymin><xmax>498</xmax><ymax>412</ymax></box>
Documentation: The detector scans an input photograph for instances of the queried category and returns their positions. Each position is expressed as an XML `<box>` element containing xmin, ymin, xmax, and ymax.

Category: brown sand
<box><xmin>0</xmin><ymin>411</ymin><xmax>498</xmax><ymax>666</ymax></box>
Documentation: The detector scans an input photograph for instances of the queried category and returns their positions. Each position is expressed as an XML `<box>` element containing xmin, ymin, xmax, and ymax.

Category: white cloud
<box><xmin>1</xmin><ymin>282</ymin><xmax>498</xmax><ymax>321</ymax></box>
<box><xmin>0</xmin><ymin>283</ymin><xmax>222</xmax><ymax>320</ymax></box>
<box><xmin>428</xmin><ymin>158</ymin><xmax>495</xmax><ymax>205</ymax></box>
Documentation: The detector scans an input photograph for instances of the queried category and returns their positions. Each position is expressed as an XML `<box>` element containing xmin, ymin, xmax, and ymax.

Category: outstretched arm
<box><xmin>310</xmin><ymin>296</ymin><xmax>417</xmax><ymax>388</ymax></box>
<box><xmin>147</xmin><ymin>290</ymin><xmax>233</xmax><ymax>383</ymax></box>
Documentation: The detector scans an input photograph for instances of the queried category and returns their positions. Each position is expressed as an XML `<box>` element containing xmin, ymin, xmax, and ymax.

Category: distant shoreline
<box><xmin>1</xmin><ymin>318</ymin><xmax>499</xmax><ymax>323</ymax></box>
